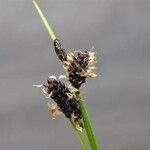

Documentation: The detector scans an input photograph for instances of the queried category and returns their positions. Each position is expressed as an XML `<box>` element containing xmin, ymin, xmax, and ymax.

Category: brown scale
<box><xmin>54</xmin><ymin>39</ymin><xmax>67</xmax><ymax>62</ymax></box>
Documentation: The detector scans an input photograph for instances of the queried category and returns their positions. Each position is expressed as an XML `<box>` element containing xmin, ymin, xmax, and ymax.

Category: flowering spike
<box><xmin>64</xmin><ymin>50</ymin><xmax>97</xmax><ymax>88</ymax></box>
<box><xmin>34</xmin><ymin>77</ymin><xmax>83</xmax><ymax>129</ymax></box>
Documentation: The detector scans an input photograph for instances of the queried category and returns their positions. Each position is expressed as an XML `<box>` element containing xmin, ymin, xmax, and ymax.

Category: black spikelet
<box><xmin>68</xmin><ymin>61</ymin><xmax>87</xmax><ymax>89</ymax></box>
<box><xmin>67</xmin><ymin>51</ymin><xmax>89</xmax><ymax>88</ymax></box>
<box><xmin>44</xmin><ymin>79</ymin><xmax>81</xmax><ymax>119</ymax></box>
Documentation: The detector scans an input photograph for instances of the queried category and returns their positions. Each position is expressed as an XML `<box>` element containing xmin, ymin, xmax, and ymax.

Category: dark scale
<box><xmin>45</xmin><ymin>79</ymin><xmax>81</xmax><ymax>119</ymax></box>
<box><xmin>76</xmin><ymin>51</ymin><xmax>89</xmax><ymax>69</ymax></box>
<box><xmin>67</xmin><ymin>52</ymin><xmax>89</xmax><ymax>89</ymax></box>
<box><xmin>68</xmin><ymin>69</ymin><xmax>86</xmax><ymax>88</ymax></box>
<box><xmin>54</xmin><ymin>39</ymin><xmax>67</xmax><ymax>62</ymax></box>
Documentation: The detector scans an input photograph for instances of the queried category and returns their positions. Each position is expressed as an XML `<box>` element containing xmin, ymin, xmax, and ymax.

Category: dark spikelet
<box><xmin>67</xmin><ymin>51</ymin><xmax>89</xmax><ymax>88</ymax></box>
<box><xmin>53</xmin><ymin>40</ymin><xmax>97</xmax><ymax>88</ymax></box>
<box><xmin>68</xmin><ymin>61</ymin><xmax>87</xmax><ymax>88</ymax></box>
<box><xmin>66</xmin><ymin>50</ymin><xmax>97</xmax><ymax>88</ymax></box>
<box><xmin>44</xmin><ymin>79</ymin><xmax>82</xmax><ymax>119</ymax></box>
<box><xmin>54</xmin><ymin>39</ymin><xmax>67</xmax><ymax>62</ymax></box>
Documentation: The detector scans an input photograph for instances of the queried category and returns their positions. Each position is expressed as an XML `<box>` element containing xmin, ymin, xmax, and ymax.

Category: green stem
<box><xmin>32</xmin><ymin>0</ymin><xmax>56</xmax><ymax>41</ymax></box>
<box><xmin>69</xmin><ymin>119</ymin><xmax>87</xmax><ymax>150</ymax></box>
<box><xmin>76</xmin><ymin>92</ymin><xmax>99</xmax><ymax>150</ymax></box>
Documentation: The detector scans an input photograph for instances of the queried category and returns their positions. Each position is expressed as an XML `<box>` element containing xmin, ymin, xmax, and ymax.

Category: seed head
<box><xmin>64</xmin><ymin>50</ymin><xmax>97</xmax><ymax>88</ymax></box>
<box><xmin>34</xmin><ymin>78</ymin><xmax>82</xmax><ymax>120</ymax></box>
<box><xmin>53</xmin><ymin>39</ymin><xmax>97</xmax><ymax>88</ymax></box>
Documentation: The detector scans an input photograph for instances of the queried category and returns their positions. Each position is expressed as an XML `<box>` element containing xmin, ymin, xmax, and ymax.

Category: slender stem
<box><xmin>69</xmin><ymin>119</ymin><xmax>87</xmax><ymax>150</ymax></box>
<box><xmin>32</xmin><ymin>0</ymin><xmax>56</xmax><ymax>41</ymax></box>
<box><xmin>76</xmin><ymin>92</ymin><xmax>99</xmax><ymax>150</ymax></box>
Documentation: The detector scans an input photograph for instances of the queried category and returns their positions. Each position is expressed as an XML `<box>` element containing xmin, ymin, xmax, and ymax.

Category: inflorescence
<box><xmin>34</xmin><ymin>39</ymin><xmax>97</xmax><ymax>131</ymax></box>
<box><xmin>54</xmin><ymin>39</ymin><xmax>97</xmax><ymax>88</ymax></box>
<box><xmin>34</xmin><ymin>76</ymin><xmax>83</xmax><ymax>130</ymax></box>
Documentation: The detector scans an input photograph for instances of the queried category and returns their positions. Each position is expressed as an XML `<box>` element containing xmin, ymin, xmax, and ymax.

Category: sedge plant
<box><xmin>32</xmin><ymin>1</ymin><xmax>99</xmax><ymax>149</ymax></box>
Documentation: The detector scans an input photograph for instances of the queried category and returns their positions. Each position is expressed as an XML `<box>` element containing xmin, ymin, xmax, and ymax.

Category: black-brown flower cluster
<box><xmin>34</xmin><ymin>39</ymin><xmax>97</xmax><ymax>131</ymax></box>
<box><xmin>54</xmin><ymin>39</ymin><xmax>97</xmax><ymax>89</ymax></box>
<box><xmin>43</xmin><ymin>79</ymin><xmax>81</xmax><ymax>119</ymax></box>
<box><xmin>67</xmin><ymin>51</ymin><xmax>90</xmax><ymax>88</ymax></box>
